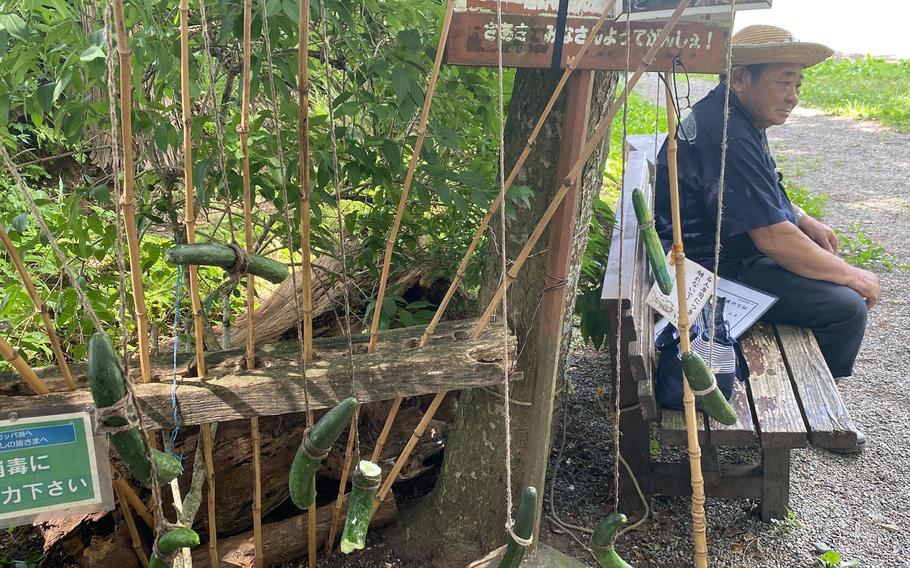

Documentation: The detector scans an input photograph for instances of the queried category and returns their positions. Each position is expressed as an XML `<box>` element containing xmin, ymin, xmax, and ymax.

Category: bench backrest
<box><xmin>601</xmin><ymin>134</ymin><xmax>665</xmax><ymax>420</ymax></box>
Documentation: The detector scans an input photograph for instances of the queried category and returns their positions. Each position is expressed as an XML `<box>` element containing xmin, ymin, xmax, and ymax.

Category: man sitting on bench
<box><xmin>652</xmin><ymin>26</ymin><xmax>879</xmax><ymax>451</ymax></box>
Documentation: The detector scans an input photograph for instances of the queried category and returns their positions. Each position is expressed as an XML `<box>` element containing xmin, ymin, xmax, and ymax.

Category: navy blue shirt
<box><xmin>654</xmin><ymin>84</ymin><xmax>797</xmax><ymax>277</ymax></box>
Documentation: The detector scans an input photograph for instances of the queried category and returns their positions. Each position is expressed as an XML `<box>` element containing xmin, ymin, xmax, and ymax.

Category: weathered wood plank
<box><xmin>741</xmin><ymin>324</ymin><xmax>807</xmax><ymax>448</ymax></box>
<box><xmin>649</xmin><ymin>462</ymin><xmax>763</xmax><ymax>499</ymax></box>
<box><xmin>628</xmin><ymin>340</ymin><xmax>647</xmax><ymax>382</ymax></box>
<box><xmin>0</xmin><ymin>319</ymin><xmax>519</xmax><ymax>430</ymax></box>
<box><xmin>708</xmin><ymin>376</ymin><xmax>758</xmax><ymax>447</ymax></box>
<box><xmin>760</xmin><ymin>448</ymin><xmax>791</xmax><ymax>521</ymax></box>
<box><xmin>775</xmin><ymin>324</ymin><xmax>858</xmax><ymax>449</ymax></box>
<box><xmin>638</xmin><ymin>379</ymin><xmax>657</xmax><ymax>421</ymax></box>
<box><xmin>639</xmin><ymin>280</ymin><xmax>658</xmax><ymax>419</ymax></box>
<box><xmin>601</xmin><ymin>145</ymin><xmax>649</xmax><ymax>309</ymax></box>
<box><xmin>660</xmin><ymin>408</ymin><xmax>707</xmax><ymax>446</ymax></box>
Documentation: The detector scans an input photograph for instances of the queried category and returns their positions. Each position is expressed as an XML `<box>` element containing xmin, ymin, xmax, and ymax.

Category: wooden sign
<box><xmin>446</xmin><ymin>0</ymin><xmax>733</xmax><ymax>72</ymax></box>
<box><xmin>617</xmin><ymin>0</ymin><xmax>771</xmax><ymax>21</ymax></box>
<box><xmin>0</xmin><ymin>408</ymin><xmax>114</xmax><ymax>528</ymax></box>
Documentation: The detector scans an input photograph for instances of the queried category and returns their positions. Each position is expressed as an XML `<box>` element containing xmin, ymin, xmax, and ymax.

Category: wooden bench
<box><xmin>601</xmin><ymin>135</ymin><xmax>859</xmax><ymax>521</ymax></box>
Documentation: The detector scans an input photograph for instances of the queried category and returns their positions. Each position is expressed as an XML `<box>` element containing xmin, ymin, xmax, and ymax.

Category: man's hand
<box><xmin>847</xmin><ymin>267</ymin><xmax>881</xmax><ymax>308</ymax></box>
<box><xmin>800</xmin><ymin>216</ymin><xmax>839</xmax><ymax>254</ymax></box>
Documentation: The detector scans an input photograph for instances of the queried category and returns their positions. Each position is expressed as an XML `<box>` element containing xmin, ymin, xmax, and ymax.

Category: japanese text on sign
<box><xmin>0</xmin><ymin>412</ymin><xmax>106</xmax><ymax>527</ymax></box>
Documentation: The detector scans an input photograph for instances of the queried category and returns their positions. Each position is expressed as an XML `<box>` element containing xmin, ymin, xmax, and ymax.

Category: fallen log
<box><xmin>164</xmin><ymin>243</ymin><xmax>289</xmax><ymax>284</ymax></box>
<box><xmin>190</xmin><ymin>493</ymin><xmax>398</xmax><ymax>567</ymax></box>
<box><xmin>222</xmin><ymin>250</ymin><xmax>435</xmax><ymax>349</ymax></box>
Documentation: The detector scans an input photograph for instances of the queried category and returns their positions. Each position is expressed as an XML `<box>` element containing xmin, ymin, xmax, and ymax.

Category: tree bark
<box><xmin>394</xmin><ymin>68</ymin><xmax>617</xmax><ymax>564</ymax></box>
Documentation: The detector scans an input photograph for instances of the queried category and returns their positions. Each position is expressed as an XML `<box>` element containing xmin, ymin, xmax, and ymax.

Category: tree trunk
<box><xmin>395</xmin><ymin>68</ymin><xmax>617</xmax><ymax>564</ymax></box>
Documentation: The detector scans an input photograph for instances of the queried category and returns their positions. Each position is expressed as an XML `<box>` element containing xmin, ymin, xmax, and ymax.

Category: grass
<box><xmin>802</xmin><ymin>56</ymin><xmax>910</xmax><ymax>132</ymax></box>
<box><xmin>603</xmin><ymin>89</ymin><xmax>668</xmax><ymax>206</ymax></box>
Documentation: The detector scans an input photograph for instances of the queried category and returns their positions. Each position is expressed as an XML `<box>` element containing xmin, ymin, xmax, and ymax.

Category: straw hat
<box><xmin>732</xmin><ymin>25</ymin><xmax>833</xmax><ymax>68</ymax></box>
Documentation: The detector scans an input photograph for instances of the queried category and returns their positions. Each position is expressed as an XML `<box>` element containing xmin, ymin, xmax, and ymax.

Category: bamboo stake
<box><xmin>371</xmin><ymin>0</ymin><xmax>620</xmax><ymax>464</ymax></box>
<box><xmin>239</xmin><ymin>0</ymin><xmax>264</xmax><ymax>564</ymax></box>
<box><xmin>296</xmin><ymin>0</ymin><xmax>318</xmax><ymax>562</ymax></box>
<box><xmin>114</xmin><ymin>481</ymin><xmax>150</xmax><ymax>568</ymax></box>
<box><xmin>664</xmin><ymin>76</ymin><xmax>708</xmax><ymax>568</ymax></box>
<box><xmin>326</xmin><ymin>405</ymin><xmax>358</xmax><ymax>553</ymax></box>
<box><xmin>0</xmin><ymin>225</ymin><xmax>76</xmax><ymax>390</ymax></box>
<box><xmin>0</xmin><ymin>336</ymin><xmax>49</xmax><ymax>395</ymax></box>
<box><xmin>298</xmin><ymin>0</ymin><xmax>314</xmax><ymax>365</ymax></box>
<box><xmin>374</xmin><ymin>0</ymin><xmax>694</xmax><ymax>513</ymax></box>
<box><xmin>365</xmin><ymin>0</ymin><xmax>457</xmax><ymax>355</ymax></box>
<box><xmin>241</xmin><ymin>0</ymin><xmax>256</xmax><ymax>368</ymax></box>
<box><xmin>469</xmin><ymin>0</ymin><xmax>693</xmax><ymax>342</ymax></box>
<box><xmin>178</xmin><ymin>3</ymin><xmax>220</xmax><ymax>565</ymax></box>
<box><xmin>113</xmin><ymin>477</ymin><xmax>154</xmax><ymax>529</ymax></box>
<box><xmin>111</xmin><ymin>0</ymin><xmax>152</xmax><ymax>385</ymax></box>
<box><xmin>251</xmin><ymin>416</ymin><xmax>263</xmax><ymax>568</ymax></box>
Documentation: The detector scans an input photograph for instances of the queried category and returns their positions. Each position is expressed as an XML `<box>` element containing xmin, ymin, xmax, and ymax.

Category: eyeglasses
<box><xmin>671</xmin><ymin>57</ymin><xmax>697</xmax><ymax>142</ymax></box>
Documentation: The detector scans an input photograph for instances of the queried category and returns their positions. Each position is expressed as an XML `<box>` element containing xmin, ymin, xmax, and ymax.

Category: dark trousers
<box><xmin>732</xmin><ymin>255</ymin><xmax>868</xmax><ymax>378</ymax></box>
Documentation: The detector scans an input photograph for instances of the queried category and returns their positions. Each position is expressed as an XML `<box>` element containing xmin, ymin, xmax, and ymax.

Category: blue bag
<box><xmin>655</xmin><ymin>297</ymin><xmax>750</xmax><ymax>411</ymax></box>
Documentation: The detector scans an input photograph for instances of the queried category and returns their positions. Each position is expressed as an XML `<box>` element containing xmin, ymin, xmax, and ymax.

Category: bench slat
<box><xmin>708</xmin><ymin>376</ymin><xmax>759</xmax><ymax>447</ymax></box>
<box><xmin>661</xmin><ymin>408</ymin><xmax>707</xmax><ymax>446</ymax></box>
<box><xmin>742</xmin><ymin>323</ymin><xmax>808</xmax><ymax>448</ymax></box>
<box><xmin>775</xmin><ymin>324</ymin><xmax>858</xmax><ymax>449</ymax></box>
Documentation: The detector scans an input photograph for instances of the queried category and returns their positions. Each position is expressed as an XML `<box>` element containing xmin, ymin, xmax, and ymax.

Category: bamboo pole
<box><xmin>664</xmin><ymin>76</ymin><xmax>708</xmax><ymax>568</ymax></box>
<box><xmin>238</xmin><ymin>0</ymin><xmax>264</xmax><ymax>564</ymax></box>
<box><xmin>113</xmin><ymin>477</ymin><xmax>154</xmax><ymax>529</ymax></box>
<box><xmin>365</xmin><ymin>0</ymin><xmax>457</xmax><ymax>355</ymax></box>
<box><xmin>0</xmin><ymin>225</ymin><xmax>76</xmax><ymax>390</ymax></box>
<box><xmin>325</xmin><ymin>405</ymin><xmax>358</xmax><ymax>553</ymax></box>
<box><xmin>469</xmin><ymin>0</ymin><xmax>693</xmax><ymax>342</ymax></box>
<box><xmin>371</xmin><ymin>0</ymin><xmax>620</xmax><ymax>464</ymax></box>
<box><xmin>296</xmin><ymin>0</ymin><xmax>318</xmax><ymax>562</ymax></box>
<box><xmin>113</xmin><ymin>481</ymin><xmax>150</xmax><ymax>568</ymax></box>
<box><xmin>240</xmin><ymin>0</ymin><xmax>256</xmax><ymax>368</ymax></box>
<box><xmin>0</xmin><ymin>336</ymin><xmax>49</xmax><ymax>395</ymax></box>
<box><xmin>374</xmin><ymin>0</ymin><xmax>694</xmax><ymax>513</ymax></box>
<box><xmin>178</xmin><ymin>3</ymin><xmax>220</xmax><ymax>565</ymax></box>
<box><xmin>111</xmin><ymin>0</ymin><xmax>152</xmax><ymax>385</ymax></box>
<box><xmin>298</xmin><ymin>0</ymin><xmax>314</xmax><ymax>365</ymax></box>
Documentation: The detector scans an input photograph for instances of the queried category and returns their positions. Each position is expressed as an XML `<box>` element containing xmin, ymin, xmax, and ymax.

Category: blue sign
<box><xmin>0</xmin><ymin>423</ymin><xmax>77</xmax><ymax>452</ymax></box>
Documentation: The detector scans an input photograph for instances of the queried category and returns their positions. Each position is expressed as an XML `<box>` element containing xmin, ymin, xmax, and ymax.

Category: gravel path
<box><xmin>545</xmin><ymin>74</ymin><xmax>910</xmax><ymax>568</ymax></box>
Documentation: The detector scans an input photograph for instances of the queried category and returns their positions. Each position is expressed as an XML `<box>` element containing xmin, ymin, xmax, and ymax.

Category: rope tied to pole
<box><xmin>96</xmin><ymin>392</ymin><xmax>141</xmax><ymax>434</ymax></box>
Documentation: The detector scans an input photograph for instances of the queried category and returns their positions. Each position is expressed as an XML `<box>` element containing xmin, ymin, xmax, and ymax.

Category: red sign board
<box><xmin>446</xmin><ymin>1</ymin><xmax>731</xmax><ymax>72</ymax></box>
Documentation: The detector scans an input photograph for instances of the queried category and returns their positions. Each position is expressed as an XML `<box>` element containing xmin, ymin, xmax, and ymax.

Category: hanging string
<box><xmin>318</xmin><ymin>0</ymin><xmax>359</xmax><ymax>459</ymax></box>
<box><xmin>259</xmin><ymin>0</ymin><xmax>311</xmax><ymax>423</ymax></box>
<box><xmin>166</xmin><ymin>270</ymin><xmax>184</xmax><ymax>458</ymax></box>
<box><xmin>101</xmin><ymin>0</ymin><xmax>131</xmax><ymax>372</ymax></box>
<box><xmin>611</xmin><ymin>0</ymin><xmax>633</xmax><ymax>514</ymax></box>
<box><xmin>198</xmin><ymin>0</ymin><xmax>238</xmax><ymax>247</ymax></box>
<box><xmin>493</xmin><ymin>0</ymin><xmax>519</xmax><ymax>540</ymax></box>
<box><xmin>708</xmin><ymin>0</ymin><xmax>737</xmax><ymax>367</ymax></box>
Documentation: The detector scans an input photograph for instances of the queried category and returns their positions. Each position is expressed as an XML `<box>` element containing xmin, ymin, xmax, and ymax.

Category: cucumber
<box><xmin>88</xmin><ymin>333</ymin><xmax>181</xmax><ymax>485</ymax></box>
<box><xmin>681</xmin><ymin>351</ymin><xmax>738</xmax><ymax>426</ymax></box>
<box><xmin>288</xmin><ymin>397</ymin><xmax>357</xmax><ymax>509</ymax></box>
<box><xmin>148</xmin><ymin>526</ymin><xmax>200</xmax><ymax>568</ymax></box>
<box><xmin>631</xmin><ymin>188</ymin><xmax>673</xmax><ymax>295</ymax></box>
<box><xmin>591</xmin><ymin>514</ymin><xmax>632</xmax><ymax>568</ymax></box>
<box><xmin>164</xmin><ymin>243</ymin><xmax>289</xmax><ymax>284</ymax></box>
<box><xmin>498</xmin><ymin>486</ymin><xmax>538</xmax><ymax>568</ymax></box>
<box><xmin>339</xmin><ymin>460</ymin><xmax>382</xmax><ymax>554</ymax></box>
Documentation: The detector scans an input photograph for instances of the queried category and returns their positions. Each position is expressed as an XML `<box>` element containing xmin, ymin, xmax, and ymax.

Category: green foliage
<box><xmin>784</xmin><ymin>180</ymin><xmax>828</xmax><ymax>220</ymax></box>
<box><xmin>0</xmin><ymin>0</ymin><xmax>509</xmax><ymax>370</ymax></box>
<box><xmin>802</xmin><ymin>56</ymin><xmax>910</xmax><ymax>132</ymax></box>
<box><xmin>816</xmin><ymin>549</ymin><xmax>860</xmax><ymax>567</ymax></box>
<box><xmin>837</xmin><ymin>224</ymin><xmax>907</xmax><ymax>271</ymax></box>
